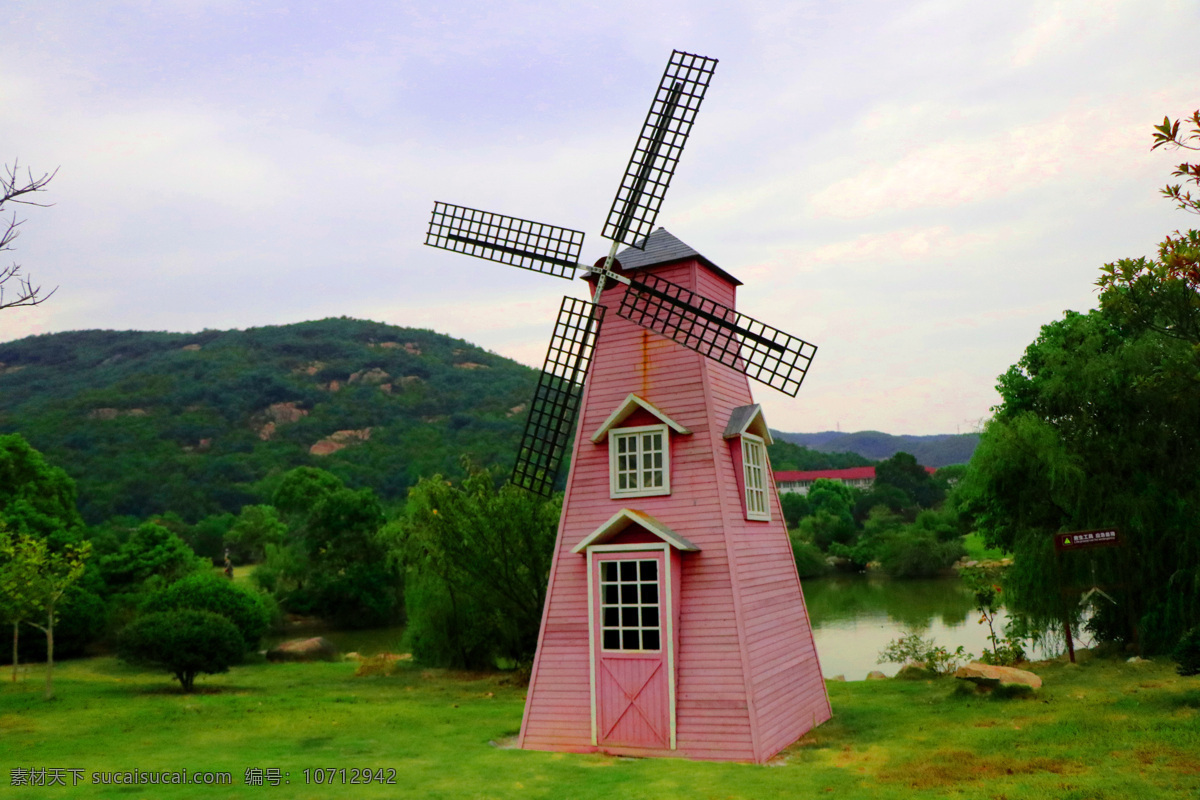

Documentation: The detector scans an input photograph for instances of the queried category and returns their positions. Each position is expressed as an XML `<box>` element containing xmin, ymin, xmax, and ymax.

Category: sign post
<box><xmin>1052</xmin><ymin>528</ymin><xmax>1121</xmax><ymax>663</ymax></box>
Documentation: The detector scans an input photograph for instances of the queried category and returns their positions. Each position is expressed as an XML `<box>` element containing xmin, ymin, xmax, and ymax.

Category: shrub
<box><xmin>140</xmin><ymin>573</ymin><xmax>271</xmax><ymax>650</ymax></box>
<box><xmin>789</xmin><ymin>534</ymin><xmax>828</xmax><ymax>579</ymax></box>
<box><xmin>876</xmin><ymin>530</ymin><xmax>966</xmax><ymax>579</ymax></box>
<box><xmin>396</xmin><ymin>465</ymin><xmax>558</xmax><ymax>669</ymax></box>
<box><xmin>118</xmin><ymin>610</ymin><xmax>244</xmax><ymax>692</ymax></box>
<box><xmin>1175</xmin><ymin>626</ymin><xmax>1200</xmax><ymax>677</ymax></box>
<box><xmin>878</xmin><ymin>631</ymin><xmax>973</xmax><ymax>676</ymax></box>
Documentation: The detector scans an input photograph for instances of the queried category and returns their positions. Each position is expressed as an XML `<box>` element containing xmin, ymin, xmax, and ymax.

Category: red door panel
<box><xmin>594</xmin><ymin>552</ymin><xmax>669</xmax><ymax>749</ymax></box>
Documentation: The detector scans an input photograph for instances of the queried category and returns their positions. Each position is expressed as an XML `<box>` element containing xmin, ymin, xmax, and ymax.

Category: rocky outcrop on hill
<box><xmin>309</xmin><ymin>428</ymin><xmax>372</xmax><ymax>456</ymax></box>
<box><xmin>254</xmin><ymin>402</ymin><xmax>309</xmax><ymax>440</ymax></box>
<box><xmin>348</xmin><ymin>368</ymin><xmax>390</xmax><ymax>385</ymax></box>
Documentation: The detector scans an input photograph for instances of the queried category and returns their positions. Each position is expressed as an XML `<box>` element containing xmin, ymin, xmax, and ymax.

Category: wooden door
<box><xmin>593</xmin><ymin>552</ymin><xmax>670</xmax><ymax>749</ymax></box>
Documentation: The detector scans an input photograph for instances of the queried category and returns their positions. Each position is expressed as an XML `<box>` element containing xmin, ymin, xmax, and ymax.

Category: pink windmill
<box><xmin>425</xmin><ymin>51</ymin><xmax>830</xmax><ymax>762</ymax></box>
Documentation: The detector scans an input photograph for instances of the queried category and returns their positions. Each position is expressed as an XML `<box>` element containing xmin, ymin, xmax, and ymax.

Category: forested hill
<box><xmin>0</xmin><ymin>318</ymin><xmax>539</xmax><ymax>523</ymax></box>
<box><xmin>771</xmin><ymin>430</ymin><xmax>979</xmax><ymax>468</ymax></box>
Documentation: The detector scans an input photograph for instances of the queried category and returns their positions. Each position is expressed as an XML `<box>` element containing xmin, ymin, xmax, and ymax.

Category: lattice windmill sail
<box><xmin>425</xmin><ymin>49</ymin><xmax>816</xmax><ymax>496</ymax></box>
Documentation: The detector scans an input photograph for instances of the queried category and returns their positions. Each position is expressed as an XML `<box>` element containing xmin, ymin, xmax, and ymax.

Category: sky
<box><xmin>1</xmin><ymin>0</ymin><xmax>1195</xmax><ymax>436</ymax></box>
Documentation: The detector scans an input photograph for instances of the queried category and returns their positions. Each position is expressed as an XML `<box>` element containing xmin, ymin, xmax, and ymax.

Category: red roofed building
<box><xmin>774</xmin><ymin>465</ymin><xmax>937</xmax><ymax>495</ymax></box>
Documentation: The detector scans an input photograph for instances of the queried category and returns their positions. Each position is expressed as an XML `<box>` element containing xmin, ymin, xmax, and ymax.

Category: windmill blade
<box><xmin>512</xmin><ymin>297</ymin><xmax>607</xmax><ymax>496</ymax></box>
<box><xmin>425</xmin><ymin>201</ymin><xmax>585</xmax><ymax>279</ymax></box>
<box><xmin>603</xmin><ymin>50</ymin><xmax>719</xmax><ymax>249</ymax></box>
<box><xmin>618</xmin><ymin>273</ymin><xmax>816</xmax><ymax>397</ymax></box>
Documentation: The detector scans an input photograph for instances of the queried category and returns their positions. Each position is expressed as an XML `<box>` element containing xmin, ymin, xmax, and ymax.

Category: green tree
<box><xmin>303</xmin><ymin>487</ymin><xmax>398</xmax><ymax>627</ymax></box>
<box><xmin>141</xmin><ymin>573</ymin><xmax>271</xmax><ymax>650</ymax></box>
<box><xmin>799</xmin><ymin>479</ymin><xmax>858</xmax><ymax>551</ymax></box>
<box><xmin>780</xmin><ymin>492</ymin><xmax>810</xmax><ymax>529</ymax></box>
<box><xmin>99</xmin><ymin>521</ymin><xmax>206</xmax><ymax>593</ymax></box>
<box><xmin>0</xmin><ymin>523</ymin><xmax>39</xmax><ymax>681</ymax></box>
<box><xmin>118</xmin><ymin>610</ymin><xmax>244</xmax><ymax>692</ymax></box>
<box><xmin>0</xmin><ymin>433</ymin><xmax>84</xmax><ymax>545</ymax></box>
<box><xmin>962</xmin><ymin>297</ymin><xmax>1200</xmax><ymax>652</ymax></box>
<box><xmin>272</xmin><ymin>467</ymin><xmax>344</xmax><ymax>523</ymax></box>
<box><xmin>393</xmin><ymin>463</ymin><xmax>559</xmax><ymax>668</ymax></box>
<box><xmin>0</xmin><ymin>529</ymin><xmax>90</xmax><ymax>699</ymax></box>
<box><xmin>874</xmin><ymin>451</ymin><xmax>944</xmax><ymax>510</ymax></box>
<box><xmin>224</xmin><ymin>505</ymin><xmax>285</xmax><ymax>563</ymax></box>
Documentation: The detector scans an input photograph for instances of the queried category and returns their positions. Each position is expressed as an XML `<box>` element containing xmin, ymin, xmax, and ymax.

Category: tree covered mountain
<box><xmin>0</xmin><ymin>318</ymin><xmax>536</xmax><ymax>523</ymax></box>
<box><xmin>770</xmin><ymin>430</ymin><xmax>979</xmax><ymax>468</ymax></box>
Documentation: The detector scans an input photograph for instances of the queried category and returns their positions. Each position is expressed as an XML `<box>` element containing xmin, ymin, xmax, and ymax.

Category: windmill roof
<box><xmin>605</xmin><ymin>228</ymin><xmax>743</xmax><ymax>287</ymax></box>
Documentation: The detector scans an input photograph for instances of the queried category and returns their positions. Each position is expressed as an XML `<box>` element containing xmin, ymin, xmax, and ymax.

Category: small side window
<box><xmin>741</xmin><ymin>434</ymin><xmax>770</xmax><ymax>521</ymax></box>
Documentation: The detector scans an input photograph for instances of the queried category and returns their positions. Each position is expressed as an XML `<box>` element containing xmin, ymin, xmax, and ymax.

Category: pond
<box><xmin>803</xmin><ymin>573</ymin><xmax>1042</xmax><ymax>680</ymax></box>
<box><xmin>266</xmin><ymin>575</ymin><xmax>1051</xmax><ymax>682</ymax></box>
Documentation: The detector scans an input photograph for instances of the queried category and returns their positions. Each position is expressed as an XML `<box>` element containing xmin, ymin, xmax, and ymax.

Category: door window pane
<box><xmin>598</xmin><ymin>558</ymin><xmax>663</xmax><ymax>652</ymax></box>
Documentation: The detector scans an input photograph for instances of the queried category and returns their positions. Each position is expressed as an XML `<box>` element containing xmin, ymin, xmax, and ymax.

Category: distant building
<box><xmin>774</xmin><ymin>465</ymin><xmax>937</xmax><ymax>495</ymax></box>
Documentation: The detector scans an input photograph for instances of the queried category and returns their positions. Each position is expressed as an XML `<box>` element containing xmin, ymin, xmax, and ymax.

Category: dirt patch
<box><xmin>877</xmin><ymin>749</ymin><xmax>1085</xmax><ymax>789</ymax></box>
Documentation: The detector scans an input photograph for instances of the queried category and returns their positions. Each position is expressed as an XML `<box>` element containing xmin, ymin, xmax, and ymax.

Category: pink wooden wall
<box><xmin>519</xmin><ymin>255</ymin><xmax>831</xmax><ymax>763</ymax></box>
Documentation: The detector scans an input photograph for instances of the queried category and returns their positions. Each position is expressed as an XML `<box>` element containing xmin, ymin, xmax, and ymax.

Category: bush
<box><xmin>118</xmin><ymin>610</ymin><xmax>245</xmax><ymax>692</ymax></box>
<box><xmin>877</xmin><ymin>530</ymin><xmax>966</xmax><ymax>579</ymax></box>
<box><xmin>1175</xmin><ymin>626</ymin><xmax>1200</xmax><ymax>677</ymax></box>
<box><xmin>140</xmin><ymin>573</ymin><xmax>271</xmax><ymax>650</ymax></box>
<box><xmin>878</xmin><ymin>631</ymin><xmax>973</xmax><ymax>676</ymax></box>
<box><xmin>789</xmin><ymin>534</ymin><xmax>828</xmax><ymax>579</ymax></box>
<box><xmin>396</xmin><ymin>464</ymin><xmax>558</xmax><ymax>669</ymax></box>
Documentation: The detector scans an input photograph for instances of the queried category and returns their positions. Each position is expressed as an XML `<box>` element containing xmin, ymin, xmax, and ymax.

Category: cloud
<box><xmin>808</xmin><ymin>107</ymin><xmax>1147</xmax><ymax>219</ymax></box>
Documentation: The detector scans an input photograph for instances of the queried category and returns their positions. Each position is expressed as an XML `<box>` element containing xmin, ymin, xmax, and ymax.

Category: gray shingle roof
<box><xmin>592</xmin><ymin>228</ymin><xmax>742</xmax><ymax>287</ymax></box>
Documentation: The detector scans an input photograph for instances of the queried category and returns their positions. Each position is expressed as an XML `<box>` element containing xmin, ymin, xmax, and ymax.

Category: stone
<box><xmin>865</xmin><ymin>670</ymin><xmax>888</xmax><ymax>680</ymax></box>
<box><xmin>895</xmin><ymin>661</ymin><xmax>937</xmax><ymax>680</ymax></box>
<box><xmin>181</xmin><ymin>344</ymin><xmax>201</xmax><ymax>351</ymax></box>
<box><xmin>1126</xmin><ymin>656</ymin><xmax>1150</xmax><ymax>664</ymax></box>
<box><xmin>954</xmin><ymin>662</ymin><xmax>1042</xmax><ymax>689</ymax></box>
<box><xmin>825</xmin><ymin>675</ymin><xmax>846</xmax><ymax>682</ymax></box>
<box><xmin>454</xmin><ymin>362</ymin><xmax>488</xmax><ymax>370</ymax></box>
<box><xmin>266</xmin><ymin>637</ymin><xmax>340</xmax><ymax>663</ymax></box>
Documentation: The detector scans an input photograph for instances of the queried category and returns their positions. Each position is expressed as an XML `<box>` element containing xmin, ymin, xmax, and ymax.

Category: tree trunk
<box><xmin>11</xmin><ymin>621</ymin><xmax>17</xmax><ymax>682</ymax></box>
<box><xmin>43</xmin><ymin>603</ymin><xmax>54</xmax><ymax>701</ymax></box>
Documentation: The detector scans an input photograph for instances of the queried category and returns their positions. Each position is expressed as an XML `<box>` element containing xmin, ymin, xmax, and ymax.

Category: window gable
<box><xmin>609</xmin><ymin>424</ymin><xmax>670</xmax><ymax>498</ymax></box>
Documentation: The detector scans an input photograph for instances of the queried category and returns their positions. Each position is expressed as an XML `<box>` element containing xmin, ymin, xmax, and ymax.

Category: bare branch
<box><xmin>0</xmin><ymin>160</ymin><xmax>59</xmax><ymax>312</ymax></box>
<box><xmin>0</xmin><ymin>265</ymin><xmax>57</xmax><ymax>310</ymax></box>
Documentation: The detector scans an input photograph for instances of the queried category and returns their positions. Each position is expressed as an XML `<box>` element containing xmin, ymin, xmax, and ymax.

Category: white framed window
<box><xmin>609</xmin><ymin>424</ymin><xmax>670</xmax><ymax>498</ymax></box>
<box><xmin>741</xmin><ymin>434</ymin><xmax>770</xmax><ymax>521</ymax></box>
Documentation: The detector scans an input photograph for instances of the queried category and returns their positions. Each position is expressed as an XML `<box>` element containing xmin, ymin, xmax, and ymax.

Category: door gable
<box><xmin>572</xmin><ymin>508</ymin><xmax>701</xmax><ymax>554</ymax></box>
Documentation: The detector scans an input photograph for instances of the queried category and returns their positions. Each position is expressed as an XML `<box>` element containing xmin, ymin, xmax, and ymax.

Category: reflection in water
<box><xmin>267</xmin><ymin>576</ymin><xmax>1041</xmax><ymax>683</ymax></box>
<box><xmin>801</xmin><ymin>574</ymin><xmax>1024</xmax><ymax>681</ymax></box>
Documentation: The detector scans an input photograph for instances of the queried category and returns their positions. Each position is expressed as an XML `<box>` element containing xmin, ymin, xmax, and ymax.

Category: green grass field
<box><xmin>2</xmin><ymin>653</ymin><xmax>1197</xmax><ymax>799</ymax></box>
<box><xmin>963</xmin><ymin>532</ymin><xmax>1007</xmax><ymax>561</ymax></box>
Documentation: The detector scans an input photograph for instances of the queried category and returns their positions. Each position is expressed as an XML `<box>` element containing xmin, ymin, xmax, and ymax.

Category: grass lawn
<box><xmin>963</xmin><ymin>532</ymin><xmax>1007</xmax><ymax>561</ymax></box>
<box><xmin>2</xmin><ymin>653</ymin><xmax>1197</xmax><ymax>799</ymax></box>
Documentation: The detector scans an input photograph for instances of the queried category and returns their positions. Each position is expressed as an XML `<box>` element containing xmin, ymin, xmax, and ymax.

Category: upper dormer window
<box><xmin>591</xmin><ymin>393</ymin><xmax>691</xmax><ymax>501</ymax></box>
<box><xmin>611</xmin><ymin>424</ymin><xmax>669</xmax><ymax>497</ymax></box>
